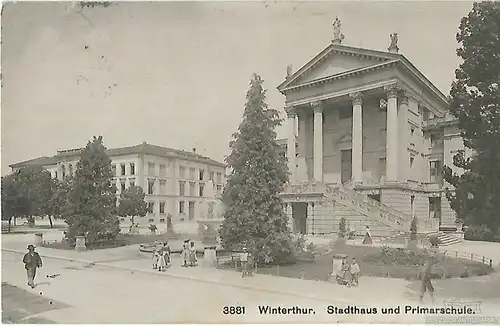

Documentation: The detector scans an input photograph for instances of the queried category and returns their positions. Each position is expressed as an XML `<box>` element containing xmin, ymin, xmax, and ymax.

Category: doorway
<box><xmin>292</xmin><ymin>202</ymin><xmax>307</xmax><ymax>235</ymax></box>
<box><xmin>188</xmin><ymin>201</ymin><xmax>195</xmax><ymax>220</ymax></box>
<box><xmin>341</xmin><ymin>149</ymin><xmax>352</xmax><ymax>183</ymax></box>
<box><xmin>429</xmin><ymin>197</ymin><xmax>442</xmax><ymax>225</ymax></box>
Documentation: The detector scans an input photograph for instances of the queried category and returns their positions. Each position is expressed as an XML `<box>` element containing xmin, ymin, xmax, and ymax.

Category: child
<box><xmin>157</xmin><ymin>248</ymin><xmax>167</xmax><ymax>272</ymax></box>
<box><xmin>189</xmin><ymin>241</ymin><xmax>197</xmax><ymax>267</ymax></box>
<box><xmin>350</xmin><ymin>258</ymin><xmax>360</xmax><ymax>287</ymax></box>
<box><xmin>152</xmin><ymin>250</ymin><xmax>159</xmax><ymax>269</ymax></box>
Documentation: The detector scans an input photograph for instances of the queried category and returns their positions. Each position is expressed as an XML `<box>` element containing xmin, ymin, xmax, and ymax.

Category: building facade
<box><xmin>9</xmin><ymin>142</ymin><xmax>226</xmax><ymax>226</ymax></box>
<box><xmin>276</xmin><ymin>24</ymin><xmax>466</xmax><ymax>238</ymax></box>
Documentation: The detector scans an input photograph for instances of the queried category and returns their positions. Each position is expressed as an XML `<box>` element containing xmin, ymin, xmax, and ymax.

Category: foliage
<box><xmin>443</xmin><ymin>2</ymin><xmax>500</xmax><ymax>234</ymax></box>
<box><xmin>410</xmin><ymin>216</ymin><xmax>418</xmax><ymax>240</ymax></box>
<box><xmin>464</xmin><ymin>224</ymin><xmax>500</xmax><ymax>242</ymax></box>
<box><xmin>166</xmin><ymin>213</ymin><xmax>173</xmax><ymax>230</ymax></box>
<box><xmin>428</xmin><ymin>235</ymin><xmax>442</xmax><ymax>247</ymax></box>
<box><xmin>364</xmin><ymin>247</ymin><xmax>433</xmax><ymax>267</ymax></box>
<box><xmin>1</xmin><ymin>166</ymin><xmax>57</xmax><ymax>229</ymax></box>
<box><xmin>63</xmin><ymin>136</ymin><xmax>120</xmax><ymax>245</ymax></box>
<box><xmin>338</xmin><ymin>217</ymin><xmax>347</xmax><ymax>238</ymax></box>
<box><xmin>117</xmin><ymin>186</ymin><xmax>147</xmax><ymax>224</ymax></box>
<box><xmin>218</xmin><ymin>74</ymin><xmax>293</xmax><ymax>265</ymax></box>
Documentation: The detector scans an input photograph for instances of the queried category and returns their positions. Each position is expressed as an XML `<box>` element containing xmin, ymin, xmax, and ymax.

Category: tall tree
<box><xmin>1</xmin><ymin>173</ymin><xmax>27</xmax><ymax>232</ymax></box>
<box><xmin>443</xmin><ymin>2</ymin><xmax>500</xmax><ymax>233</ymax></box>
<box><xmin>218</xmin><ymin>74</ymin><xmax>293</xmax><ymax>265</ymax></box>
<box><xmin>117</xmin><ymin>185</ymin><xmax>147</xmax><ymax>224</ymax></box>
<box><xmin>63</xmin><ymin>136</ymin><xmax>120</xmax><ymax>244</ymax></box>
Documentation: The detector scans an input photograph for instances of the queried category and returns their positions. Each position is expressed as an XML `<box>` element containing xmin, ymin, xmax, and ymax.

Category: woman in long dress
<box><xmin>181</xmin><ymin>240</ymin><xmax>189</xmax><ymax>267</ymax></box>
<box><xmin>157</xmin><ymin>248</ymin><xmax>167</xmax><ymax>272</ymax></box>
<box><xmin>341</xmin><ymin>258</ymin><xmax>352</xmax><ymax>287</ymax></box>
<box><xmin>189</xmin><ymin>241</ymin><xmax>197</xmax><ymax>267</ymax></box>
<box><xmin>362</xmin><ymin>225</ymin><xmax>373</xmax><ymax>244</ymax></box>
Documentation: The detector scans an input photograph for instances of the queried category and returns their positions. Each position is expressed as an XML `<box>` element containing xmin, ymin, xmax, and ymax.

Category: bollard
<box><xmin>277</xmin><ymin>265</ymin><xmax>280</xmax><ymax>277</ymax></box>
<box><xmin>300</xmin><ymin>268</ymin><xmax>305</xmax><ymax>280</ymax></box>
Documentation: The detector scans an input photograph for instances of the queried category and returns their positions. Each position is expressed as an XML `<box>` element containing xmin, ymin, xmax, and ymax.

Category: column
<box><xmin>311</xmin><ymin>101</ymin><xmax>323</xmax><ymax>182</ymax></box>
<box><xmin>296</xmin><ymin>110</ymin><xmax>308</xmax><ymax>182</ymax></box>
<box><xmin>306</xmin><ymin>202</ymin><xmax>314</xmax><ymax>234</ymax></box>
<box><xmin>285</xmin><ymin>107</ymin><xmax>297</xmax><ymax>184</ymax></box>
<box><xmin>350</xmin><ymin>92</ymin><xmax>363</xmax><ymax>183</ymax></box>
<box><xmin>398</xmin><ymin>93</ymin><xmax>409</xmax><ymax>182</ymax></box>
<box><xmin>385</xmin><ymin>85</ymin><xmax>399</xmax><ymax>182</ymax></box>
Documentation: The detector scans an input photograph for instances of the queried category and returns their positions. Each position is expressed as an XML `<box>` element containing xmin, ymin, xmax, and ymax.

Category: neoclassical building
<box><xmin>10</xmin><ymin>142</ymin><xmax>226</xmax><ymax>226</ymax></box>
<box><xmin>277</xmin><ymin>21</ymin><xmax>464</xmax><ymax>239</ymax></box>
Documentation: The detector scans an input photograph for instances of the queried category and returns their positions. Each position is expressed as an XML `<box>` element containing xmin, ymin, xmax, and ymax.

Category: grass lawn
<box><xmin>42</xmin><ymin>231</ymin><xmax>198</xmax><ymax>250</ymax></box>
<box><xmin>221</xmin><ymin>243</ymin><xmax>494</xmax><ymax>282</ymax></box>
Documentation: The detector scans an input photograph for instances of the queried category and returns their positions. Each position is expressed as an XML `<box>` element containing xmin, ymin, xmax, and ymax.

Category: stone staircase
<box><xmin>324</xmin><ymin>184</ymin><xmax>410</xmax><ymax>233</ymax></box>
<box><xmin>384</xmin><ymin>231</ymin><xmax>463</xmax><ymax>247</ymax></box>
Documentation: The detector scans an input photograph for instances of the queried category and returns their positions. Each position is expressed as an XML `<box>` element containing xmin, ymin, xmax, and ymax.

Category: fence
<box><xmin>436</xmin><ymin>249</ymin><xmax>495</xmax><ymax>268</ymax></box>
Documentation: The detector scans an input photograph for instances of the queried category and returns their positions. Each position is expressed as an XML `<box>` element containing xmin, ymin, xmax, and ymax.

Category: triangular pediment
<box><xmin>278</xmin><ymin>44</ymin><xmax>400</xmax><ymax>91</ymax></box>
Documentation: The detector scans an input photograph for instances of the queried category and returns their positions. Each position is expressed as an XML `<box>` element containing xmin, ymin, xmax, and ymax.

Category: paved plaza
<box><xmin>2</xmin><ymin>232</ymin><xmax>500</xmax><ymax>323</ymax></box>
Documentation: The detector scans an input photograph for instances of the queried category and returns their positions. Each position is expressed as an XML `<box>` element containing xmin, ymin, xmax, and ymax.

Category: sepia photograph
<box><xmin>1</xmin><ymin>0</ymin><xmax>500</xmax><ymax>323</ymax></box>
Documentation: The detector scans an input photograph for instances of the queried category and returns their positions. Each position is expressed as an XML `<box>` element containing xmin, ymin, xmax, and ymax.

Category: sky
<box><xmin>1</xmin><ymin>1</ymin><xmax>474</xmax><ymax>175</ymax></box>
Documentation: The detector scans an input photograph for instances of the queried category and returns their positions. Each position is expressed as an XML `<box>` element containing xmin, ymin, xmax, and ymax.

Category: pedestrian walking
<box><xmin>362</xmin><ymin>225</ymin><xmax>372</xmax><ymax>244</ymax></box>
<box><xmin>152</xmin><ymin>250</ymin><xmax>159</xmax><ymax>269</ymax></box>
<box><xmin>23</xmin><ymin>244</ymin><xmax>42</xmax><ymax>289</ymax></box>
<box><xmin>240</xmin><ymin>247</ymin><xmax>249</xmax><ymax>277</ymax></box>
<box><xmin>162</xmin><ymin>242</ymin><xmax>171</xmax><ymax>266</ymax></box>
<box><xmin>350</xmin><ymin>258</ymin><xmax>360</xmax><ymax>286</ymax></box>
<box><xmin>419</xmin><ymin>259</ymin><xmax>435</xmax><ymax>303</ymax></box>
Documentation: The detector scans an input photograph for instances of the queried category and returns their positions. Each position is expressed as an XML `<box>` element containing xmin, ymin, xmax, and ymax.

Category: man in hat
<box><xmin>23</xmin><ymin>244</ymin><xmax>43</xmax><ymax>288</ymax></box>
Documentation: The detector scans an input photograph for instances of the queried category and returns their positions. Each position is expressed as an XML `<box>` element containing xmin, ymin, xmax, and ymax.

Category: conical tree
<box><xmin>218</xmin><ymin>74</ymin><xmax>293</xmax><ymax>264</ymax></box>
<box><xmin>64</xmin><ymin>136</ymin><xmax>120</xmax><ymax>244</ymax></box>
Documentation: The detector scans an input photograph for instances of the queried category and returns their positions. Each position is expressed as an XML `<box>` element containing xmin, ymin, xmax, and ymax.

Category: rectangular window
<box><xmin>148</xmin><ymin>179</ymin><xmax>155</xmax><ymax>195</ymax></box>
<box><xmin>148</xmin><ymin>162</ymin><xmax>155</xmax><ymax>176</ymax></box>
<box><xmin>429</xmin><ymin>160</ymin><xmax>442</xmax><ymax>183</ymax></box>
<box><xmin>159</xmin><ymin>164</ymin><xmax>166</xmax><ymax>176</ymax></box>
<box><xmin>199</xmin><ymin>183</ymin><xmax>205</xmax><ymax>197</ymax></box>
<box><xmin>129</xmin><ymin>178</ymin><xmax>135</xmax><ymax>188</ymax></box>
<box><xmin>209</xmin><ymin>171</ymin><xmax>214</xmax><ymax>182</ymax></box>
<box><xmin>55</xmin><ymin>171</ymin><xmax>58</xmax><ymax>179</ymax></box>
<box><xmin>217</xmin><ymin>172</ymin><xmax>222</xmax><ymax>183</ymax></box>
<box><xmin>179</xmin><ymin>201</ymin><xmax>185</xmax><ymax>214</ymax></box>
<box><xmin>130</xmin><ymin>163</ymin><xmax>135</xmax><ymax>175</ymax></box>
<box><xmin>409</xmin><ymin>156</ymin><xmax>415</xmax><ymax>168</ymax></box>
<box><xmin>120</xmin><ymin>179</ymin><xmax>126</xmax><ymax>191</ymax></box>
<box><xmin>160</xmin><ymin>180</ymin><xmax>166</xmax><ymax>195</ymax></box>
<box><xmin>190</xmin><ymin>182</ymin><xmax>196</xmax><ymax>197</ymax></box>
<box><xmin>159</xmin><ymin>201</ymin><xmax>166</xmax><ymax>214</ymax></box>
<box><xmin>112</xmin><ymin>164</ymin><xmax>117</xmax><ymax>176</ymax></box>
<box><xmin>121</xmin><ymin>164</ymin><xmax>126</xmax><ymax>176</ymax></box>
<box><xmin>148</xmin><ymin>218</ymin><xmax>154</xmax><ymax>223</ymax></box>
<box><xmin>189</xmin><ymin>168</ymin><xmax>196</xmax><ymax>180</ymax></box>
<box><xmin>179</xmin><ymin>181</ymin><xmax>186</xmax><ymax>196</ymax></box>
<box><xmin>179</xmin><ymin>166</ymin><xmax>185</xmax><ymax>179</ymax></box>
<box><xmin>199</xmin><ymin>169</ymin><xmax>204</xmax><ymax>181</ymax></box>
<box><xmin>147</xmin><ymin>202</ymin><xmax>154</xmax><ymax>214</ymax></box>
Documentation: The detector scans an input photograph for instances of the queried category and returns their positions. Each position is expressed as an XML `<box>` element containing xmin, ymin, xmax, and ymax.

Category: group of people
<box><xmin>151</xmin><ymin>239</ymin><xmax>198</xmax><ymax>271</ymax></box>
<box><xmin>335</xmin><ymin>257</ymin><xmax>361</xmax><ymax>287</ymax></box>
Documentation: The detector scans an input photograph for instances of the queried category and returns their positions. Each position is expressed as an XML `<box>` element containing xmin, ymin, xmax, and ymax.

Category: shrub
<box><xmin>290</xmin><ymin>235</ymin><xmax>314</xmax><ymax>262</ymax></box>
<box><xmin>338</xmin><ymin>217</ymin><xmax>347</xmax><ymax>238</ymax></box>
<box><xmin>464</xmin><ymin>224</ymin><xmax>500</xmax><ymax>242</ymax></box>
<box><xmin>429</xmin><ymin>235</ymin><xmax>441</xmax><ymax>247</ymax></box>
<box><xmin>410</xmin><ymin>216</ymin><xmax>418</xmax><ymax>240</ymax></box>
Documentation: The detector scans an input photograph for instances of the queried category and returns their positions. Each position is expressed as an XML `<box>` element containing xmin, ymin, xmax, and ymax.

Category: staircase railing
<box><xmin>323</xmin><ymin>186</ymin><xmax>407</xmax><ymax>232</ymax></box>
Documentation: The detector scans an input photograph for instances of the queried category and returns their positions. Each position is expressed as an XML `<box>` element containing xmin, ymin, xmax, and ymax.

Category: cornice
<box><xmin>281</xmin><ymin>60</ymin><xmax>400</xmax><ymax>93</ymax></box>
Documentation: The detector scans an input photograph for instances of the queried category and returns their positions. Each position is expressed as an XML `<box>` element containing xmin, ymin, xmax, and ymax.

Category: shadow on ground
<box><xmin>1</xmin><ymin>282</ymin><xmax>69</xmax><ymax>324</ymax></box>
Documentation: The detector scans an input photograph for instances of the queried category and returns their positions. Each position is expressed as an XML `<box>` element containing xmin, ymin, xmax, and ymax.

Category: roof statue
<box><xmin>286</xmin><ymin>65</ymin><xmax>293</xmax><ymax>78</ymax></box>
<box><xmin>388</xmin><ymin>33</ymin><xmax>399</xmax><ymax>53</ymax></box>
<box><xmin>332</xmin><ymin>17</ymin><xmax>345</xmax><ymax>45</ymax></box>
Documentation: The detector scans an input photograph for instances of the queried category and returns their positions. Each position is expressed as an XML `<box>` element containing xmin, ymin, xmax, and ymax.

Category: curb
<box><xmin>3</xmin><ymin>248</ymin><xmax>355</xmax><ymax>306</ymax></box>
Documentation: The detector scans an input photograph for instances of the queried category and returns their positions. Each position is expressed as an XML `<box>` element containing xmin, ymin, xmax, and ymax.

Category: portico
<box><xmin>278</xmin><ymin>20</ymin><xmax>458</xmax><ymax>237</ymax></box>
